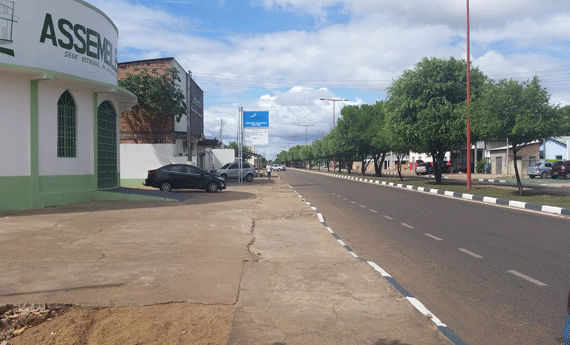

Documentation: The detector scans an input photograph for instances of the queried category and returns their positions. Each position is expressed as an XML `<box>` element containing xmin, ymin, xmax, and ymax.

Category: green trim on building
<box><xmin>29</xmin><ymin>80</ymin><xmax>40</xmax><ymax>208</ymax></box>
<box><xmin>0</xmin><ymin>176</ymin><xmax>32</xmax><ymax>211</ymax></box>
<box><xmin>75</xmin><ymin>0</ymin><xmax>119</xmax><ymax>34</ymax></box>
<box><xmin>0</xmin><ymin>63</ymin><xmax>136</xmax><ymax>102</ymax></box>
<box><xmin>0</xmin><ymin>175</ymin><xmax>176</xmax><ymax>211</ymax></box>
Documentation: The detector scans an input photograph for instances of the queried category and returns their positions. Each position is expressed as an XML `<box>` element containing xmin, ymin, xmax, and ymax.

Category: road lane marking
<box><xmin>359</xmin><ymin>205</ymin><xmax>366</xmax><ymax>208</ymax></box>
<box><xmin>424</xmin><ymin>233</ymin><xmax>443</xmax><ymax>241</ymax></box>
<box><xmin>508</xmin><ymin>270</ymin><xmax>548</xmax><ymax>287</ymax></box>
<box><xmin>370</xmin><ymin>209</ymin><xmax>378</xmax><ymax>213</ymax></box>
<box><xmin>401</xmin><ymin>223</ymin><xmax>414</xmax><ymax>229</ymax></box>
<box><xmin>350</xmin><ymin>201</ymin><xmax>356</xmax><ymax>204</ymax></box>
<box><xmin>383</xmin><ymin>215</ymin><xmax>393</xmax><ymax>220</ymax></box>
<box><xmin>343</xmin><ymin>198</ymin><xmax>348</xmax><ymax>200</ymax></box>
<box><xmin>458</xmin><ymin>248</ymin><xmax>484</xmax><ymax>259</ymax></box>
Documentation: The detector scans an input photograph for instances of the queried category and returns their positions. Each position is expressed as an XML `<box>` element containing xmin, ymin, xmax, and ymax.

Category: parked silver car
<box><xmin>527</xmin><ymin>162</ymin><xmax>552</xmax><ymax>178</ymax></box>
<box><xmin>213</xmin><ymin>162</ymin><xmax>255</xmax><ymax>182</ymax></box>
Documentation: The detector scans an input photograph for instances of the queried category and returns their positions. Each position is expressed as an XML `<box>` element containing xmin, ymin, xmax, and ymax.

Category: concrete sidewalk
<box><xmin>0</xmin><ymin>178</ymin><xmax>450</xmax><ymax>344</ymax></box>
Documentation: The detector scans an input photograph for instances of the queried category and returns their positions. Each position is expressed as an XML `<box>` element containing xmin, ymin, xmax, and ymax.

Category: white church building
<box><xmin>0</xmin><ymin>0</ymin><xmax>136</xmax><ymax>211</ymax></box>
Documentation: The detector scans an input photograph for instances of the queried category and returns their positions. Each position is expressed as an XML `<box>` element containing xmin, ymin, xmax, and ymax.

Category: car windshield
<box><xmin>221</xmin><ymin>163</ymin><xmax>232</xmax><ymax>169</ymax></box>
<box><xmin>530</xmin><ymin>163</ymin><xmax>541</xmax><ymax>167</ymax></box>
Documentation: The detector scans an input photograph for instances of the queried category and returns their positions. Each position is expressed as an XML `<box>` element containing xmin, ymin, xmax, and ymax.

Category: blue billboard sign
<box><xmin>243</xmin><ymin>111</ymin><xmax>269</xmax><ymax>127</ymax></box>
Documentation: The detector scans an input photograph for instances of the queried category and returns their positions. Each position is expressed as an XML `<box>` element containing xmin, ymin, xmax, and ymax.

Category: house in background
<box><xmin>541</xmin><ymin>137</ymin><xmax>570</xmax><ymax>161</ymax></box>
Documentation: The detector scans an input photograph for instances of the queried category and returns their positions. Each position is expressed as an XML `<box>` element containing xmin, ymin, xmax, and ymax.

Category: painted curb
<box><xmin>286</xmin><ymin>183</ymin><xmax>466</xmax><ymax>345</ymax></box>
<box><xmin>296</xmin><ymin>169</ymin><xmax>570</xmax><ymax>217</ymax></box>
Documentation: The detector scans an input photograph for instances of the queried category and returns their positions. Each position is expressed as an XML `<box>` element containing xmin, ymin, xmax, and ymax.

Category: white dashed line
<box><xmin>401</xmin><ymin>223</ymin><xmax>414</xmax><ymax>229</ymax></box>
<box><xmin>424</xmin><ymin>233</ymin><xmax>443</xmax><ymax>241</ymax></box>
<box><xmin>383</xmin><ymin>215</ymin><xmax>393</xmax><ymax>220</ymax></box>
<box><xmin>343</xmin><ymin>198</ymin><xmax>348</xmax><ymax>201</ymax></box>
<box><xmin>359</xmin><ymin>205</ymin><xmax>366</xmax><ymax>208</ymax></box>
<box><xmin>370</xmin><ymin>209</ymin><xmax>378</xmax><ymax>213</ymax></box>
<box><xmin>350</xmin><ymin>201</ymin><xmax>356</xmax><ymax>204</ymax></box>
<box><xmin>458</xmin><ymin>248</ymin><xmax>484</xmax><ymax>259</ymax></box>
<box><xmin>508</xmin><ymin>270</ymin><xmax>548</xmax><ymax>287</ymax></box>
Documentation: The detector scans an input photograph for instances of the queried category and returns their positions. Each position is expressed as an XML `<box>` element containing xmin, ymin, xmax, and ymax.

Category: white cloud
<box><xmin>87</xmin><ymin>0</ymin><xmax>570</xmax><ymax>160</ymax></box>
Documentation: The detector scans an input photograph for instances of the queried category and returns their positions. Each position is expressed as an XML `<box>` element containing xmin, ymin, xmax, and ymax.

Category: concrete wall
<box><xmin>0</xmin><ymin>72</ymin><xmax>30</xmax><ymax>177</ymax></box>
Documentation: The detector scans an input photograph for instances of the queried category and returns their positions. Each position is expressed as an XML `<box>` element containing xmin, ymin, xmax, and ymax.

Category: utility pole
<box><xmin>219</xmin><ymin>119</ymin><xmax>223</xmax><ymax>145</ymax></box>
<box><xmin>320</xmin><ymin>97</ymin><xmax>347</xmax><ymax>172</ymax></box>
<box><xmin>297</xmin><ymin>124</ymin><xmax>314</xmax><ymax>145</ymax></box>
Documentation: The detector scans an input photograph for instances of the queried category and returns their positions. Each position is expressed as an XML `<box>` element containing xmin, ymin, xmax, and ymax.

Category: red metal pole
<box><xmin>466</xmin><ymin>0</ymin><xmax>472</xmax><ymax>189</ymax></box>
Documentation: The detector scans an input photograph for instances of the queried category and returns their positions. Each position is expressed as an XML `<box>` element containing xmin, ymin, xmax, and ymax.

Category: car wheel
<box><xmin>540</xmin><ymin>171</ymin><xmax>548</xmax><ymax>179</ymax></box>
<box><xmin>220</xmin><ymin>174</ymin><xmax>227</xmax><ymax>181</ymax></box>
<box><xmin>529</xmin><ymin>175</ymin><xmax>535</xmax><ymax>178</ymax></box>
<box><xmin>245</xmin><ymin>173</ymin><xmax>254</xmax><ymax>182</ymax></box>
<box><xmin>206</xmin><ymin>181</ymin><xmax>219</xmax><ymax>192</ymax></box>
<box><xmin>160</xmin><ymin>181</ymin><xmax>173</xmax><ymax>192</ymax></box>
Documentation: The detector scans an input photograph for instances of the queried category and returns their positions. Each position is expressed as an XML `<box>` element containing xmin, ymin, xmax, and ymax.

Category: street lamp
<box><xmin>320</xmin><ymin>98</ymin><xmax>348</xmax><ymax>172</ymax></box>
<box><xmin>320</xmin><ymin>98</ymin><xmax>348</xmax><ymax>128</ymax></box>
<box><xmin>297</xmin><ymin>124</ymin><xmax>314</xmax><ymax>145</ymax></box>
<box><xmin>466</xmin><ymin>0</ymin><xmax>472</xmax><ymax>189</ymax></box>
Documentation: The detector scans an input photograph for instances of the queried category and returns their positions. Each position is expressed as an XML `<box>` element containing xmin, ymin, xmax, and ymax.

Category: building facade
<box><xmin>117</xmin><ymin>57</ymin><xmax>207</xmax><ymax>167</ymax></box>
<box><xmin>0</xmin><ymin>0</ymin><xmax>136</xmax><ymax>211</ymax></box>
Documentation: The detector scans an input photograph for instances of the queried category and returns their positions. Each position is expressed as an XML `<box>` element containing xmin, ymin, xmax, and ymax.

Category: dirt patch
<box><xmin>3</xmin><ymin>303</ymin><xmax>233</xmax><ymax>345</ymax></box>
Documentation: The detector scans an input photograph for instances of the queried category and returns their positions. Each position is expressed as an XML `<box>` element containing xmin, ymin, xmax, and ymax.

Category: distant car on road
<box><xmin>213</xmin><ymin>162</ymin><xmax>255</xmax><ymax>182</ymax></box>
<box><xmin>550</xmin><ymin>161</ymin><xmax>570</xmax><ymax>179</ymax></box>
<box><xmin>272</xmin><ymin>164</ymin><xmax>285</xmax><ymax>171</ymax></box>
<box><xmin>144</xmin><ymin>164</ymin><xmax>226</xmax><ymax>192</ymax></box>
<box><xmin>527</xmin><ymin>162</ymin><xmax>552</xmax><ymax>179</ymax></box>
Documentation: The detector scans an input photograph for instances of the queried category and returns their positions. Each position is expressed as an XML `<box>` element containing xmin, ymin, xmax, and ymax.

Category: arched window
<box><xmin>57</xmin><ymin>90</ymin><xmax>76</xmax><ymax>158</ymax></box>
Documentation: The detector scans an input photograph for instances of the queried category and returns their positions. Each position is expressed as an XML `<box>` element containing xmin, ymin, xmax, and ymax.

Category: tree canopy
<box><xmin>119</xmin><ymin>68</ymin><xmax>187</xmax><ymax>143</ymax></box>
<box><xmin>470</xmin><ymin>77</ymin><xmax>558</xmax><ymax>194</ymax></box>
<box><xmin>385</xmin><ymin>57</ymin><xmax>487</xmax><ymax>184</ymax></box>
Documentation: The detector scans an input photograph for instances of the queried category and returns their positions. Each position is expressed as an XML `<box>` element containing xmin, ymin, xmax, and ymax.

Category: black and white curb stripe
<box><xmin>477</xmin><ymin>178</ymin><xmax>508</xmax><ymax>183</ymax></box>
<box><xmin>287</xmin><ymin>183</ymin><xmax>467</xmax><ymax>345</ymax></box>
<box><xmin>301</xmin><ymin>170</ymin><xmax>570</xmax><ymax>216</ymax></box>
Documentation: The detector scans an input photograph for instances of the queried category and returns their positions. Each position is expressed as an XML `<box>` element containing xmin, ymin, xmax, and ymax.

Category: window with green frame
<box><xmin>57</xmin><ymin>90</ymin><xmax>76</xmax><ymax>158</ymax></box>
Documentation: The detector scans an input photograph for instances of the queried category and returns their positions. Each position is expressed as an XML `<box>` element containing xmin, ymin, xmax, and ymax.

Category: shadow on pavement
<box><xmin>0</xmin><ymin>188</ymin><xmax>256</xmax><ymax>217</ymax></box>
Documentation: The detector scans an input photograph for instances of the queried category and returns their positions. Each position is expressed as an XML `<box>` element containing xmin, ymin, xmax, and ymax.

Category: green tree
<box><xmin>223</xmin><ymin>141</ymin><xmax>254</xmax><ymax>159</ymax></box>
<box><xmin>119</xmin><ymin>68</ymin><xmax>187</xmax><ymax>143</ymax></box>
<box><xmin>385</xmin><ymin>57</ymin><xmax>487</xmax><ymax>184</ymax></box>
<box><xmin>471</xmin><ymin>77</ymin><xmax>558</xmax><ymax>194</ymax></box>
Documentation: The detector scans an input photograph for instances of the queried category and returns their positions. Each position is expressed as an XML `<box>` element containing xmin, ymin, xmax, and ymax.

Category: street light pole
<box><xmin>297</xmin><ymin>124</ymin><xmax>314</xmax><ymax>145</ymax></box>
<box><xmin>466</xmin><ymin>0</ymin><xmax>472</xmax><ymax>189</ymax></box>
<box><xmin>320</xmin><ymin>98</ymin><xmax>347</xmax><ymax>172</ymax></box>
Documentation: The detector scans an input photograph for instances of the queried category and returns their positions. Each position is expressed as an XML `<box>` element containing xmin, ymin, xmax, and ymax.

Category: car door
<box><xmin>228</xmin><ymin>163</ymin><xmax>239</xmax><ymax>179</ymax></box>
<box><xmin>187</xmin><ymin>166</ymin><xmax>209</xmax><ymax>189</ymax></box>
<box><xmin>168</xmin><ymin>165</ymin><xmax>189</xmax><ymax>188</ymax></box>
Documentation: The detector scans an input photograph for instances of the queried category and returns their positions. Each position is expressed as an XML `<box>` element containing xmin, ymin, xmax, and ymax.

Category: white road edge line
<box><xmin>508</xmin><ymin>270</ymin><xmax>548</xmax><ymax>287</ymax></box>
<box><xmin>424</xmin><ymin>233</ymin><xmax>443</xmax><ymax>241</ymax></box>
<box><xmin>458</xmin><ymin>248</ymin><xmax>484</xmax><ymax>259</ymax></box>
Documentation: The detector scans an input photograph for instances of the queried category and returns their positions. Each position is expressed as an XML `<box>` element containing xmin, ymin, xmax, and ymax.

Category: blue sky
<box><xmin>88</xmin><ymin>0</ymin><xmax>570</xmax><ymax>160</ymax></box>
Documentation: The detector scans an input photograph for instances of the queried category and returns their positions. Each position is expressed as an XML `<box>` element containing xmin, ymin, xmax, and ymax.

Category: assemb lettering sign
<box><xmin>39</xmin><ymin>13</ymin><xmax>117</xmax><ymax>72</ymax></box>
<box><xmin>0</xmin><ymin>0</ymin><xmax>119</xmax><ymax>85</ymax></box>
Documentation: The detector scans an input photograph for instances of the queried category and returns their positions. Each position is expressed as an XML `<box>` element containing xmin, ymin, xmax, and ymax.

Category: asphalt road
<box><xmin>277</xmin><ymin>169</ymin><xmax>570</xmax><ymax>345</ymax></box>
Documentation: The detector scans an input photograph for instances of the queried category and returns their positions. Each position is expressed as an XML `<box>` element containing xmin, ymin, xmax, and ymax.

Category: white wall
<box><xmin>0</xmin><ymin>73</ymin><xmax>30</xmax><ymax>176</ymax></box>
<box><xmin>212</xmin><ymin>149</ymin><xmax>235</xmax><ymax>169</ymax></box>
<box><xmin>120</xmin><ymin>144</ymin><xmax>188</xmax><ymax>179</ymax></box>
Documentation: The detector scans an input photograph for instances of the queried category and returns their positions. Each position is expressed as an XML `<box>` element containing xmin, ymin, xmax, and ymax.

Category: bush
<box><xmin>476</xmin><ymin>159</ymin><xmax>489</xmax><ymax>173</ymax></box>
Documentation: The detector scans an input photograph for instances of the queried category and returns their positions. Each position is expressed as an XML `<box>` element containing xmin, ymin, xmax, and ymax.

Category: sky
<box><xmin>87</xmin><ymin>0</ymin><xmax>570</xmax><ymax>160</ymax></box>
